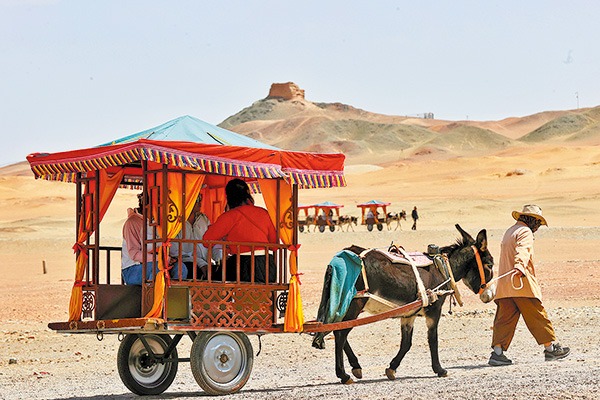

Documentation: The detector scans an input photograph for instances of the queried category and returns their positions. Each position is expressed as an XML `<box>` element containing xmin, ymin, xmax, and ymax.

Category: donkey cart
<box><xmin>357</xmin><ymin>200</ymin><xmax>391</xmax><ymax>231</ymax></box>
<box><xmin>25</xmin><ymin>118</ymin><xmax>441</xmax><ymax>396</ymax></box>
<box><xmin>26</xmin><ymin>117</ymin><xmax>493</xmax><ymax>395</ymax></box>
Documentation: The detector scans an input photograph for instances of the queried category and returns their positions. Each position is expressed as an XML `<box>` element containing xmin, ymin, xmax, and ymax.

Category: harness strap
<box><xmin>434</xmin><ymin>254</ymin><xmax>463</xmax><ymax>307</ymax></box>
<box><xmin>471</xmin><ymin>245</ymin><xmax>487</xmax><ymax>294</ymax></box>
<box><xmin>358</xmin><ymin>248</ymin><xmax>371</xmax><ymax>294</ymax></box>
<box><xmin>355</xmin><ymin>292</ymin><xmax>400</xmax><ymax>309</ymax></box>
<box><xmin>397</xmin><ymin>247</ymin><xmax>429</xmax><ymax>308</ymax></box>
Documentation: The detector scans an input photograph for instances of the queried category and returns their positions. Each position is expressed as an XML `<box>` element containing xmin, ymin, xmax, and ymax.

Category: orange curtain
<box><xmin>69</xmin><ymin>169</ymin><xmax>125</xmax><ymax>321</ymax></box>
<box><xmin>259</xmin><ymin>179</ymin><xmax>304</xmax><ymax>332</ymax></box>
<box><xmin>144</xmin><ymin>172</ymin><xmax>205</xmax><ymax>318</ymax></box>
<box><xmin>202</xmin><ymin>186</ymin><xmax>226</xmax><ymax>223</ymax></box>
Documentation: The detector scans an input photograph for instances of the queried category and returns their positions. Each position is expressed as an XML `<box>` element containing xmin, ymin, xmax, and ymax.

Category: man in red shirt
<box><xmin>203</xmin><ymin>179</ymin><xmax>278</xmax><ymax>283</ymax></box>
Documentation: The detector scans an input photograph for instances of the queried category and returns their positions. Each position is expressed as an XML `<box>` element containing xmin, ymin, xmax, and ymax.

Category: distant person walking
<box><xmin>488</xmin><ymin>205</ymin><xmax>570</xmax><ymax>366</ymax></box>
<box><xmin>411</xmin><ymin>206</ymin><xmax>419</xmax><ymax>230</ymax></box>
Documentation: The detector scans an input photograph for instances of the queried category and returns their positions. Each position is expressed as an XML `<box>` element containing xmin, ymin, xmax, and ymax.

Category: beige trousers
<box><xmin>491</xmin><ymin>297</ymin><xmax>556</xmax><ymax>351</ymax></box>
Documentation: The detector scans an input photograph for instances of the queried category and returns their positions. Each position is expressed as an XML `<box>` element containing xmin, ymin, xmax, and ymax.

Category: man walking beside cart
<box><xmin>488</xmin><ymin>205</ymin><xmax>570</xmax><ymax>366</ymax></box>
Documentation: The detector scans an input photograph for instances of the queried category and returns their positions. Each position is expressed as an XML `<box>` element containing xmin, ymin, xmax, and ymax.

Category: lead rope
<box><xmin>485</xmin><ymin>269</ymin><xmax>524</xmax><ymax>290</ymax></box>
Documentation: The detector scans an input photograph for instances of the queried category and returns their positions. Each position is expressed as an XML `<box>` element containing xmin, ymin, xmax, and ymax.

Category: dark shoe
<box><xmin>544</xmin><ymin>343</ymin><xmax>570</xmax><ymax>361</ymax></box>
<box><xmin>488</xmin><ymin>351</ymin><xmax>512</xmax><ymax>366</ymax></box>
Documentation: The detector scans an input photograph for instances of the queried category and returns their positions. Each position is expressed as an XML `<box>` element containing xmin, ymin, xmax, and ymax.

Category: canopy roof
<box><xmin>312</xmin><ymin>201</ymin><xmax>344</xmax><ymax>209</ymax></box>
<box><xmin>97</xmin><ymin>115</ymin><xmax>278</xmax><ymax>150</ymax></box>
<box><xmin>356</xmin><ymin>199</ymin><xmax>391</xmax><ymax>207</ymax></box>
<box><xmin>27</xmin><ymin>116</ymin><xmax>345</xmax><ymax>189</ymax></box>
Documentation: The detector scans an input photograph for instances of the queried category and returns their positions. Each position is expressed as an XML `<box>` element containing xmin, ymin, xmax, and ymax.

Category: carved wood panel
<box><xmin>190</xmin><ymin>286</ymin><xmax>274</xmax><ymax>329</ymax></box>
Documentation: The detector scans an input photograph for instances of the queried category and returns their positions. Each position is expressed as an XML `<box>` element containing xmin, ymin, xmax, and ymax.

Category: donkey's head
<box><xmin>441</xmin><ymin>224</ymin><xmax>494</xmax><ymax>300</ymax></box>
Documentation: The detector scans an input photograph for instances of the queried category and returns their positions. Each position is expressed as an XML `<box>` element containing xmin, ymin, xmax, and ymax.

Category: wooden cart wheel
<box><xmin>367</xmin><ymin>224</ymin><xmax>374</xmax><ymax>232</ymax></box>
<box><xmin>117</xmin><ymin>334</ymin><xmax>178</xmax><ymax>396</ymax></box>
<box><xmin>190</xmin><ymin>331</ymin><xmax>253</xmax><ymax>395</ymax></box>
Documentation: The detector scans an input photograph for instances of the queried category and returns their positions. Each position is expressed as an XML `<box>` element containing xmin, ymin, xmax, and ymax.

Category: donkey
<box><xmin>338</xmin><ymin>215</ymin><xmax>358</xmax><ymax>232</ymax></box>
<box><xmin>385</xmin><ymin>210</ymin><xmax>407</xmax><ymax>231</ymax></box>
<box><xmin>304</xmin><ymin>215</ymin><xmax>316</xmax><ymax>233</ymax></box>
<box><xmin>315</xmin><ymin>224</ymin><xmax>493</xmax><ymax>384</ymax></box>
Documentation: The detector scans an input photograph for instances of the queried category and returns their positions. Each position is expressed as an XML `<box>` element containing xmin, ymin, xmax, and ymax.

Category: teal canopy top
<box><xmin>97</xmin><ymin>115</ymin><xmax>278</xmax><ymax>150</ymax></box>
<box><xmin>313</xmin><ymin>201</ymin><xmax>344</xmax><ymax>208</ymax></box>
<box><xmin>357</xmin><ymin>199</ymin><xmax>391</xmax><ymax>207</ymax></box>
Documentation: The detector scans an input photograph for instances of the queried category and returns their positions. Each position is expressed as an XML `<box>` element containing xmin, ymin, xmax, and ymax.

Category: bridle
<box><xmin>471</xmin><ymin>245</ymin><xmax>488</xmax><ymax>294</ymax></box>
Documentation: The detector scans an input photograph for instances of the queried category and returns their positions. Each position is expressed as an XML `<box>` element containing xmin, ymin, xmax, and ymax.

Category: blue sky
<box><xmin>1</xmin><ymin>1</ymin><xmax>599</xmax><ymax>165</ymax></box>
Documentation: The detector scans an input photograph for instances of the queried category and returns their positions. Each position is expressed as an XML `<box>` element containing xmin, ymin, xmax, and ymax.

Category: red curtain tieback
<box><xmin>291</xmin><ymin>272</ymin><xmax>304</xmax><ymax>285</ymax></box>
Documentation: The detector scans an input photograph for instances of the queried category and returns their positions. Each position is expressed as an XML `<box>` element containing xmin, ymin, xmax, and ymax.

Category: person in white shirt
<box><xmin>122</xmin><ymin>193</ymin><xmax>187</xmax><ymax>284</ymax></box>
<box><xmin>170</xmin><ymin>194</ymin><xmax>222</xmax><ymax>279</ymax></box>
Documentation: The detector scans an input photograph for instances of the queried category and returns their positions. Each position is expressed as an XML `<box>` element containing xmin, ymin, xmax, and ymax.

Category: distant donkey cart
<box><xmin>298</xmin><ymin>201</ymin><xmax>344</xmax><ymax>233</ymax></box>
<box><xmin>357</xmin><ymin>200</ymin><xmax>390</xmax><ymax>231</ymax></box>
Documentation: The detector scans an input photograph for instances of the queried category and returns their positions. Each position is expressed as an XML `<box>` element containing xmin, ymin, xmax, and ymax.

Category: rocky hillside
<box><xmin>219</xmin><ymin>82</ymin><xmax>600</xmax><ymax>164</ymax></box>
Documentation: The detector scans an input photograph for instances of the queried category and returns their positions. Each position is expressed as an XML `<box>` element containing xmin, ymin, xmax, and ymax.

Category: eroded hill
<box><xmin>219</xmin><ymin>82</ymin><xmax>600</xmax><ymax>164</ymax></box>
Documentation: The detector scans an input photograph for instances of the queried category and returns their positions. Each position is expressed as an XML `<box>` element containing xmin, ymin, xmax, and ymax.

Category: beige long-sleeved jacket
<box><xmin>495</xmin><ymin>221</ymin><xmax>543</xmax><ymax>300</ymax></box>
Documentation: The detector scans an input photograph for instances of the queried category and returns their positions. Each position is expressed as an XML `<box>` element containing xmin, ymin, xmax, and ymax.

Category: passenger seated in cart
<box><xmin>170</xmin><ymin>194</ymin><xmax>222</xmax><ymax>279</ymax></box>
<box><xmin>121</xmin><ymin>193</ymin><xmax>187</xmax><ymax>285</ymax></box>
<box><xmin>366</xmin><ymin>208</ymin><xmax>375</xmax><ymax>222</ymax></box>
<box><xmin>203</xmin><ymin>179</ymin><xmax>278</xmax><ymax>283</ymax></box>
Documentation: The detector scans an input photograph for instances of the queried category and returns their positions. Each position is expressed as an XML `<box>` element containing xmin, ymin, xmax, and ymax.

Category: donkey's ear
<box><xmin>455</xmin><ymin>224</ymin><xmax>474</xmax><ymax>243</ymax></box>
<box><xmin>476</xmin><ymin>229</ymin><xmax>488</xmax><ymax>252</ymax></box>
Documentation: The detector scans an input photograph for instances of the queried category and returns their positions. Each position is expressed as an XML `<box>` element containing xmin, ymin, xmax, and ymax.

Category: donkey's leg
<box><xmin>426</xmin><ymin>311</ymin><xmax>447</xmax><ymax>377</ymax></box>
<box><xmin>333</xmin><ymin>299</ymin><xmax>367</xmax><ymax>384</ymax></box>
<box><xmin>334</xmin><ymin>328</ymin><xmax>355</xmax><ymax>384</ymax></box>
<box><xmin>386</xmin><ymin>316</ymin><xmax>416</xmax><ymax>380</ymax></box>
<box><xmin>343</xmin><ymin>340</ymin><xmax>363</xmax><ymax>379</ymax></box>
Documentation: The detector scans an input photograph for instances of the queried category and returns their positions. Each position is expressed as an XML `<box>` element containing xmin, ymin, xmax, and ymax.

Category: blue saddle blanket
<box><xmin>324</xmin><ymin>249</ymin><xmax>363</xmax><ymax>323</ymax></box>
<box><xmin>312</xmin><ymin>249</ymin><xmax>363</xmax><ymax>350</ymax></box>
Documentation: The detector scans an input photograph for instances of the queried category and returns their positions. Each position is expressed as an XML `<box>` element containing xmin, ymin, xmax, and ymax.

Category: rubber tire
<box><xmin>190</xmin><ymin>331</ymin><xmax>254</xmax><ymax>395</ymax></box>
<box><xmin>329</xmin><ymin>224</ymin><xmax>335</xmax><ymax>232</ymax></box>
<box><xmin>367</xmin><ymin>224</ymin><xmax>373</xmax><ymax>232</ymax></box>
<box><xmin>377</xmin><ymin>223</ymin><xmax>384</xmax><ymax>231</ymax></box>
<box><xmin>319</xmin><ymin>225</ymin><xmax>326</xmax><ymax>233</ymax></box>
<box><xmin>117</xmin><ymin>334</ymin><xmax>178</xmax><ymax>396</ymax></box>
<box><xmin>299</xmin><ymin>225</ymin><xmax>304</xmax><ymax>232</ymax></box>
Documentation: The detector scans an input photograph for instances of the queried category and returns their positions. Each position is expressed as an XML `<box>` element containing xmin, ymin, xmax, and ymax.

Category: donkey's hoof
<box><xmin>352</xmin><ymin>368</ymin><xmax>363</xmax><ymax>379</ymax></box>
<box><xmin>342</xmin><ymin>377</ymin><xmax>355</xmax><ymax>385</ymax></box>
<box><xmin>436</xmin><ymin>368</ymin><xmax>448</xmax><ymax>377</ymax></box>
<box><xmin>385</xmin><ymin>368</ymin><xmax>396</xmax><ymax>380</ymax></box>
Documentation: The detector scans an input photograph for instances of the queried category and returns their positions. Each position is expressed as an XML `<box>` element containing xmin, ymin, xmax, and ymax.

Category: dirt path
<box><xmin>1</xmin><ymin>227</ymin><xmax>599</xmax><ymax>399</ymax></box>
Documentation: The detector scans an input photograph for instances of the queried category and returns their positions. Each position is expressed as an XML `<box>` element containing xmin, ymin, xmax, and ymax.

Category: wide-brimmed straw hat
<box><xmin>512</xmin><ymin>204</ymin><xmax>547</xmax><ymax>226</ymax></box>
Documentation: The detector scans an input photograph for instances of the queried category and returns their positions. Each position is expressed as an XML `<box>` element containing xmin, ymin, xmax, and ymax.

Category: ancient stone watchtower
<box><xmin>267</xmin><ymin>82</ymin><xmax>305</xmax><ymax>100</ymax></box>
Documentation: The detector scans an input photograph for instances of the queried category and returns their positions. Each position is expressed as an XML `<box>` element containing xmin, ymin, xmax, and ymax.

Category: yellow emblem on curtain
<box><xmin>144</xmin><ymin>172</ymin><xmax>205</xmax><ymax>318</ymax></box>
<box><xmin>259</xmin><ymin>179</ymin><xmax>304</xmax><ymax>332</ymax></box>
<box><xmin>69</xmin><ymin>169</ymin><xmax>125</xmax><ymax>322</ymax></box>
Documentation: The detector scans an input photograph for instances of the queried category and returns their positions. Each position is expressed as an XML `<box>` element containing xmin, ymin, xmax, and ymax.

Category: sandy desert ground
<box><xmin>1</xmin><ymin>143</ymin><xmax>600</xmax><ymax>399</ymax></box>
